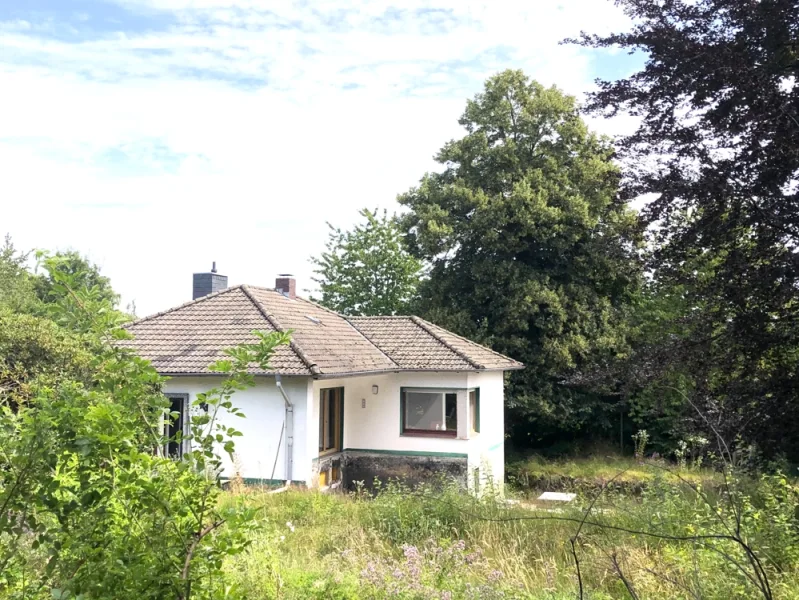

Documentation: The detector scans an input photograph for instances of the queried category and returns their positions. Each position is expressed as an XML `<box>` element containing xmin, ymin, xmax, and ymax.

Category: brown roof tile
<box><xmin>121</xmin><ymin>285</ymin><xmax>523</xmax><ymax>376</ymax></box>
<box><xmin>347</xmin><ymin>316</ymin><xmax>524</xmax><ymax>372</ymax></box>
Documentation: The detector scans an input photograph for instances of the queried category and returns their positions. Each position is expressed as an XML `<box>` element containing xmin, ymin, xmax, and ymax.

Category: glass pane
<box><xmin>405</xmin><ymin>392</ymin><xmax>446</xmax><ymax>431</ymax></box>
<box><xmin>445</xmin><ymin>393</ymin><xmax>457</xmax><ymax>431</ymax></box>
<box><xmin>327</xmin><ymin>392</ymin><xmax>336</xmax><ymax>450</ymax></box>
<box><xmin>166</xmin><ymin>396</ymin><xmax>183</xmax><ymax>458</ymax></box>
<box><xmin>469</xmin><ymin>390</ymin><xmax>477</xmax><ymax>432</ymax></box>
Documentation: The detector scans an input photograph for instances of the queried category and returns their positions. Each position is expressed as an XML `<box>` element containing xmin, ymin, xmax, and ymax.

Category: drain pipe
<box><xmin>275</xmin><ymin>374</ymin><xmax>294</xmax><ymax>483</ymax></box>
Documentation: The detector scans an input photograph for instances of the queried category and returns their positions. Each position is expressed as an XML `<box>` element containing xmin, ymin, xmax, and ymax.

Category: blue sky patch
<box><xmin>0</xmin><ymin>0</ymin><xmax>175</xmax><ymax>40</ymax></box>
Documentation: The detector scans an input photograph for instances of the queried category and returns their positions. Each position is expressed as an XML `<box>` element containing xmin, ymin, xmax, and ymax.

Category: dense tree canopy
<box><xmin>577</xmin><ymin>0</ymin><xmax>799</xmax><ymax>459</ymax></box>
<box><xmin>399</xmin><ymin>70</ymin><xmax>643</xmax><ymax>439</ymax></box>
<box><xmin>33</xmin><ymin>249</ymin><xmax>119</xmax><ymax>307</ymax></box>
<box><xmin>311</xmin><ymin>209</ymin><xmax>422</xmax><ymax>316</ymax></box>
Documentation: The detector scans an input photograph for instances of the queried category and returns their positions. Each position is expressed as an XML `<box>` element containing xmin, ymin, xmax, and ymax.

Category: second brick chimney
<box><xmin>276</xmin><ymin>274</ymin><xmax>296</xmax><ymax>299</ymax></box>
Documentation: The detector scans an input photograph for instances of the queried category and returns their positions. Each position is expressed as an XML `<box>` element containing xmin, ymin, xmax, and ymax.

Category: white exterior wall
<box><xmin>163</xmin><ymin>376</ymin><xmax>311</xmax><ymax>483</ymax></box>
<box><xmin>163</xmin><ymin>370</ymin><xmax>506</xmax><ymax>491</ymax></box>
<box><xmin>311</xmin><ymin>370</ymin><xmax>506</xmax><ymax>490</ymax></box>
<box><xmin>467</xmin><ymin>371</ymin><xmax>505</xmax><ymax>489</ymax></box>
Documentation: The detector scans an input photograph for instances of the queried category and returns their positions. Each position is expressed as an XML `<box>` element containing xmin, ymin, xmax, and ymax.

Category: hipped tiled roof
<box><xmin>348</xmin><ymin>316</ymin><xmax>524</xmax><ymax>372</ymax></box>
<box><xmin>121</xmin><ymin>285</ymin><xmax>523</xmax><ymax>377</ymax></box>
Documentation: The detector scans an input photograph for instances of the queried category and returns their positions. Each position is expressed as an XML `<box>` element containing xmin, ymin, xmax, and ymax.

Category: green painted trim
<box><xmin>474</xmin><ymin>388</ymin><xmax>481</xmax><ymax>434</ymax></box>
<box><xmin>400</xmin><ymin>386</ymin><xmax>406</xmax><ymax>436</ymax></box>
<box><xmin>487</xmin><ymin>441</ymin><xmax>503</xmax><ymax>452</ymax></box>
<box><xmin>343</xmin><ymin>447</ymin><xmax>468</xmax><ymax>459</ymax></box>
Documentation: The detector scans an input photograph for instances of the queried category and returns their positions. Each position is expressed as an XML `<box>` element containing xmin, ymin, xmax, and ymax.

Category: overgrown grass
<box><xmin>507</xmin><ymin>453</ymin><xmax>727</xmax><ymax>496</ymax></box>
<box><xmin>220</xmin><ymin>471</ymin><xmax>799</xmax><ymax>600</ymax></box>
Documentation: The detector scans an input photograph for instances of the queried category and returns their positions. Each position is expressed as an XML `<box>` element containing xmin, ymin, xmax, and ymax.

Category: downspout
<box><xmin>275</xmin><ymin>374</ymin><xmax>294</xmax><ymax>483</ymax></box>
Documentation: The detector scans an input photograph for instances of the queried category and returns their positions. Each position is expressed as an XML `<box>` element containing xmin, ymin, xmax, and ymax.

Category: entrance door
<box><xmin>319</xmin><ymin>387</ymin><xmax>343</xmax><ymax>454</ymax></box>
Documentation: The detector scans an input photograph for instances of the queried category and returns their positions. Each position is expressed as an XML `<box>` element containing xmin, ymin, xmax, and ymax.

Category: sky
<box><xmin>0</xmin><ymin>0</ymin><xmax>641</xmax><ymax>317</ymax></box>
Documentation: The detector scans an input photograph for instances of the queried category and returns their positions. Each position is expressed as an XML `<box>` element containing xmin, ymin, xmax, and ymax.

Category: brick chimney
<box><xmin>276</xmin><ymin>274</ymin><xmax>296</xmax><ymax>299</ymax></box>
<box><xmin>193</xmin><ymin>262</ymin><xmax>228</xmax><ymax>300</ymax></box>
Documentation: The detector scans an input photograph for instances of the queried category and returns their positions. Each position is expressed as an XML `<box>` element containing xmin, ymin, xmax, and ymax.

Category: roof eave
<box><xmin>154</xmin><ymin>365</ymin><xmax>523</xmax><ymax>379</ymax></box>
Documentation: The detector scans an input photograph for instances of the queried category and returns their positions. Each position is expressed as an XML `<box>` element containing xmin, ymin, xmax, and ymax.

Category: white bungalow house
<box><xmin>122</xmin><ymin>268</ymin><xmax>523</xmax><ymax>491</ymax></box>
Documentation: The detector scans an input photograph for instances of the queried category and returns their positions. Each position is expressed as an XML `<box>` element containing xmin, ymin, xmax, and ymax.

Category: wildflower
<box><xmin>441</xmin><ymin>592</ymin><xmax>453</xmax><ymax>600</ymax></box>
<box><xmin>488</xmin><ymin>569</ymin><xmax>503</xmax><ymax>582</ymax></box>
<box><xmin>402</xmin><ymin>544</ymin><xmax>420</xmax><ymax>561</ymax></box>
<box><xmin>285</xmin><ymin>521</ymin><xmax>295</xmax><ymax>532</ymax></box>
<box><xmin>280</xmin><ymin>535</ymin><xmax>285</xmax><ymax>542</ymax></box>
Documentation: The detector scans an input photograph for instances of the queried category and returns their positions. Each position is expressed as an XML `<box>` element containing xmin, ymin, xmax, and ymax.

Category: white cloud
<box><xmin>0</xmin><ymin>0</ymin><xmax>633</xmax><ymax>316</ymax></box>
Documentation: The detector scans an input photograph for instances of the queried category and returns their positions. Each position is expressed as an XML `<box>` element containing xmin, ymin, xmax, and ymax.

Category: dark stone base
<box><xmin>315</xmin><ymin>451</ymin><xmax>468</xmax><ymax>493</ymax></box>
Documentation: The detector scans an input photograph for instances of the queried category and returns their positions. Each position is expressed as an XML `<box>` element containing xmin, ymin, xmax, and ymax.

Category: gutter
<box><xmin>275</xmin><ymin>374</ymin><xmax>294</xmax><ymax>483</ymax></box>
<box><xmin>311</xmin><ymin>366</ymin><xmax>525</xmax><ymax>380</ymax></box>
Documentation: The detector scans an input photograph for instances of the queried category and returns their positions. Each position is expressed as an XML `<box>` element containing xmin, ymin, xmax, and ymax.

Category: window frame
<box><xmin>469</xmin><ymin>388</ymin><xmax>480</xmax><ymax>434</ymax></box>
<box><xmin>164</xmin><ymin>393</ymin><xmax>189</xmax><ymax>459</ymax></box>
<box><xmin>399</xmin><ymin>387</ymin><xmax>479</xmax><ymax>438</ymax></box>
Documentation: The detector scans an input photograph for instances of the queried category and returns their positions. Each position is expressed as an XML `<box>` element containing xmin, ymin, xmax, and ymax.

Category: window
<box><xmin>401</xmin><ymin>389</ymin><xmax>458</xmax><ymax>437</ymax></box>
<box><xmin>469</xmin><ymin>389</ymin><xmax>480</xmax><ymax>434</ymax></box>
<box><xmin>400</xmin><ymin>388</ymin><xmax>480</xmax><ymax>438</ymax></box>
<box><xmin>319</xmin><ymin>387</ymin><xmax>343</xmax><ymax>454</ymax></box>
<box><xmin>164</xmin><ymin>393</ymin><xmax>188</xmax><ymax>459</ymax></box>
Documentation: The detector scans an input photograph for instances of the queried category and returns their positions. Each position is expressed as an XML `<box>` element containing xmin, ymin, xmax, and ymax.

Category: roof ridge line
<box><xmin>417</xmin><ymin>316</ymin><xmax>523</xmax><ymax>366</ymax></box>
<box><xmin>125</xmin><ymin>285</ymin><xmax>244</xmax><ymax>327</ymax></box>
<box><xmin>410</xmin><ymin>316</ymin><xmax>484</xmax><ymax>370</ymax></box>
<box><xmin>241</xmin><ymin>285</ymin><xmax>321</xmax><ymax>377</ymax></box>
<box><xmin>344</xmin><ymin>316</ymin><xmax>402</xmax><ymax>370</ymax></box>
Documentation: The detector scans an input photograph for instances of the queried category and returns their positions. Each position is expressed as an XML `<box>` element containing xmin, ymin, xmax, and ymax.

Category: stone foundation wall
<box><xmin>343</xmin><ymin>451</ymin><xmax>468</xmax><ymax>492</ymax></box>
<box><xmin>312</xmin><ymin>451</ymin><xmax>468</xmax><ymax>492</ymax></box>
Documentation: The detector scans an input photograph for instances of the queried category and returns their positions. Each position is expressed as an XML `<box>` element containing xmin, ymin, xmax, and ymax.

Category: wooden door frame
<box><xmin>318</xmin><ymin>387</ymin><xmax>344</xmax><ymax>456</ymax></box>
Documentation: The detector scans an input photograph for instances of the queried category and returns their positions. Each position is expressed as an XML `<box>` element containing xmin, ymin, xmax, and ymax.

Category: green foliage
<box><xmin>33</xmin><ymin>250</ymin><xmax>119</xmax><ymax>309</ymax></box>
<box><xmin>0</xmin><ymin>309</ymin><xmax>92</xmax><ymax>405</ymax></box>
<box><xmin>311</xmin><ymin>208</ymin><xmax>423</xmax><ymax>316</ymax></box>
<box><xmin>0</xmin><ymin>257</ymin><xmax>291</xmax><ymax>599</ymax></box>
<box><xmin>0</xmin><ymin>235</ymin><xmax>38</xmax><ymax>313</ymax></box>
<box><xmin>577</xmin><ymin>0</ymin><xmax>799</xmax><ymax>461</ymax></box>
<box><xmin>398</xmin><ymin>69</ymin><xmax>643</xmax><ymax>437</ymax></box>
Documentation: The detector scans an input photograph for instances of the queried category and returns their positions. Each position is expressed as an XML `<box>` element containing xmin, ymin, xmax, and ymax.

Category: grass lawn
<box><xmin>219</xmin><ymin>470</ymin><xmax>799</xmax><ymax>600</ymax></box>
<box><xmin>507</xmin><ymin>454</ymin><xmax>726</xmax><ymax>496</ymax></box>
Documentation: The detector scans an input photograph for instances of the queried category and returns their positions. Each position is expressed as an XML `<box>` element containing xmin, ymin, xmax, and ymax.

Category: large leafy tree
<box><xmin>577</xmin><ymin>0</ymin><xmax>799</xmax><ymax>458</ymax></box>
<box><xmin>311</xmin><ymin>208</ymin><xmax>422</xmax><ymax>316</ymax></box>
<box><xmin>399</xmin><ymin>70</ymin><xmax>643</xmax><ymax>441</ymax></box>
<box><xmin>33</xmin><ymin>249</ymin><xmax>119</xmax><ymax>307</ymax></box>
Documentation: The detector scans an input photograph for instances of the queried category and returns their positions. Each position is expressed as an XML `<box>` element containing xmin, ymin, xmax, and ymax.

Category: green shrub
<box><xmin>0</xmin><ymin>256</ymin><xmax>290</xmax><ymax>600</ymax></box>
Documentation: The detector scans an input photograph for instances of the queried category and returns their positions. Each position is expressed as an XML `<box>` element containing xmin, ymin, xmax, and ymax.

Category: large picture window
<box><xmin>401</xmin><ymin>389</ymin><xmax>458</xmax><ymax>437</ymax></box>
<box><xmin>400</xmin><ymin>388</ymin><xmax>480</xmax><ymax>438</ymax></box>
